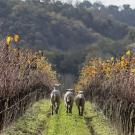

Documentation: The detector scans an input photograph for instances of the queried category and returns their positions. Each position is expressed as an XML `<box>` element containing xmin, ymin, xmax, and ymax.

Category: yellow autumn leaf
<box><xmin>121</xmin><ymin>56</ymin><xmax>125</xmax><ymax>61</ymax></box>
<box><xmin>126</xmin><ymin>50</ymin><xmax>131</xmax><ymax>56</ymax></box>
<box><xmin>131</xmin><ymin>68</ymin><xmax>135</xmax><ymax>73</ymax></box>
<box><xmin>6</xmin><ymin>36</ymin><xmax>13</xmax><ymax>45</ymax></box>
<box><xmin>111</xmin><ymin>57</ymin><xmax>114</xmax><ymax>61</ymax></box>
<box><xmin>14</xmin><ymin>34</ymin><xmax>20</xmax><ymax>43</ymax></box>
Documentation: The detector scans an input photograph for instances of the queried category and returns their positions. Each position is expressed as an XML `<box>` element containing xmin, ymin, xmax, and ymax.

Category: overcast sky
<box><xmin>90</xmin><ymin>0</ymin><xmax>135</xmax><ymax>8</ymax></box>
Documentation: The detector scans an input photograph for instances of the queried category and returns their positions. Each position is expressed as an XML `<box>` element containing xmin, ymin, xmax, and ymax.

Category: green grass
<box><xmin>2</xmin><ymin>100</ymin><xmax>119</xmax><ymax>135</ymax></box>
<box><xmin>44</xmin><ymin>102</ymin><xmax>90</xmax><ymax>135</ymax></box>
<box><xmin>84</xmin><ymin>102</ymin><xmax>119</xmax><ymax>135</ymax></box>
<box><xmin>2</xmin><ymin>100</ymin><xmax>51</xmax><ymax>135</ymax></box>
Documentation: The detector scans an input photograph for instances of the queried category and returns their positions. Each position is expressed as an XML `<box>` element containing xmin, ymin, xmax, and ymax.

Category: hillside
<box><xmin>0</xmin><ymin>0</ymin><xmax>135</xmax><ymax>74</ymax></box>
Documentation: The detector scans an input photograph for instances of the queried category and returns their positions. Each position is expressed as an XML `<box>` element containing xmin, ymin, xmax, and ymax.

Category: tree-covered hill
<box><xmin>1</xmin><ymin>0</ymin><xmax>135</xmax><ymax>74</ymax></box>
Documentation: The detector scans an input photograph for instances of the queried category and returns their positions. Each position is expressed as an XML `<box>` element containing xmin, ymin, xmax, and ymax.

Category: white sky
<box><xmin>65</xmin><ymin>0</ymin><xmax>135</xmax><ymax>9</ymax></box>
<box><xmin>90</xmin><ymin>0</ymin><xmax>135</xmax><ymax>8</ymax></box>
